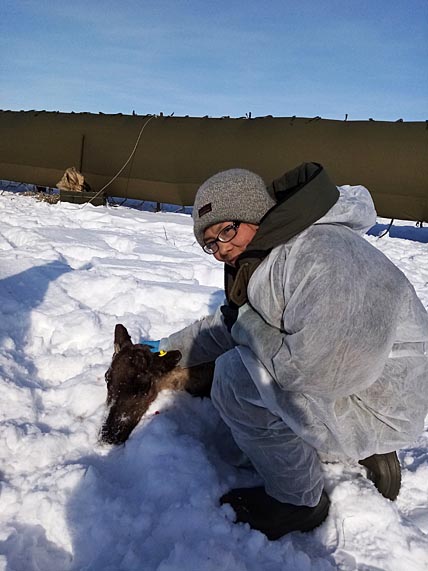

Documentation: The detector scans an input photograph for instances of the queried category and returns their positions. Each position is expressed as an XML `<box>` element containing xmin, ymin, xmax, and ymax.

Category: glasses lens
<box><xmin>218</xmin><ymin>223</ymin><xmax>238</xmax><ymax>243</ymax></box>
<box><xmin>203</xmin><ymin>241</ymin><xmax>217</xmax><ymax>254</ymax></box>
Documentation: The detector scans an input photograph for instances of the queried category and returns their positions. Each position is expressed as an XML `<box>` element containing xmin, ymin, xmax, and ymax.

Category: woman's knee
<box><xmin>212</xmin><ymin>350</ymin><xmax>242</xmax><ymax>408</ymax></box>
<box><xmin>212</xmin><ymin>349</ymin><xmax>257</xmax><ymax>417</ymax></box>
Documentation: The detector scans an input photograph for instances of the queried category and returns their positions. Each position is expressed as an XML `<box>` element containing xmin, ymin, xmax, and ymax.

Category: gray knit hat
<box><xmin>192</xmin><ymin>168</ymin><xmax>276</xmax><ymax>247</ymax></box>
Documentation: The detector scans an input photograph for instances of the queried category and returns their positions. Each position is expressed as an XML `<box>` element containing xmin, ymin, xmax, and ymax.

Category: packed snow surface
<box><xmin>0</xmin><ymin>191</ymin><xmax>427</xmax><ymax>571</ymax></box>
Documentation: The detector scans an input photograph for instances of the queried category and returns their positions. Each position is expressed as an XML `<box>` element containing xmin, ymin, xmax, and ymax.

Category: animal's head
<box><xmin>100</xmin><ymin>324</ymin><xmax>182</xmax><ymax>445</ymax></box>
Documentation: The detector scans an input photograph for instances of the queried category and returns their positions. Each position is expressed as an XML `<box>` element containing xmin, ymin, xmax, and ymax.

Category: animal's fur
<box><xmin>100</xmin><ymin>324</ymin><xmax>214</xmax><ymax>444</ymax></box>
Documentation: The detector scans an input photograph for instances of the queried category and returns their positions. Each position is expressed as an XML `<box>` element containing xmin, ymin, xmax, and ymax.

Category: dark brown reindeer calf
<box><xmin>100</xmin><ymin>324</ymin><xmax>214</xmax><ymax>444</ymax></box>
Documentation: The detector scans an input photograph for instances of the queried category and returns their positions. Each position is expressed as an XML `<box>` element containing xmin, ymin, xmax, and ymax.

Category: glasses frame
<box><xmin>202</xmin><ymin>221</ymin><xmax>241</xmax><ymax>254</ymax></box>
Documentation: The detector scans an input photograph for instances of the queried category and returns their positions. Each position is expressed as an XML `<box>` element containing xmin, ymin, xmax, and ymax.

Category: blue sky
<box><xmin>1</xmin><ymin>0</ymin><xmax>427</xmax><ymax>120</ymax></box>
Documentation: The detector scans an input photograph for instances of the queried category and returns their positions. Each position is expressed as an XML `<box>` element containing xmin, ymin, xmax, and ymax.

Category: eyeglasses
<box><xmin>203</xmin><ymin>221</ymin><xmax>241</xmax><ymax>254</ymax></box>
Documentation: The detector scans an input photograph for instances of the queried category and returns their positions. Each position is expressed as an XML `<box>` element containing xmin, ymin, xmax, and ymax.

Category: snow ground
<box><xmin>0</xmin><ymin>190</ymin><xmax>427</xmax><ymax>571</ymax></box>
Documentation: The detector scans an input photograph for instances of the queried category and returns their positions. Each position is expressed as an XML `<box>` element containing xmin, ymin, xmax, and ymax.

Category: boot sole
<box><xmin>359</xmin><ymin>451</ymin><xmax>401</xmax><ymax>501</ymax></box>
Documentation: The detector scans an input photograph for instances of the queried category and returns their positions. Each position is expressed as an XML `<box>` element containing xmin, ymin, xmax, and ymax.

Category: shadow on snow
<box><xmin>367</xmin><ymin>222</ymin><xmax>428</xmax><ymax>244</ymax></box>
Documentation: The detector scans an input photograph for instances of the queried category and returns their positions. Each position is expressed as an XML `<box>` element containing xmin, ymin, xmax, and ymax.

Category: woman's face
<box><xmin>203</xmin><ymin>221</ymin><xmax>259</xmax><ymax>266</ymax></box>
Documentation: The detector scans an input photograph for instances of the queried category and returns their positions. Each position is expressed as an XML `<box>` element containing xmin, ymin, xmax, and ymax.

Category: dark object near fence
<box><xmin>59</xmin><ymin>189</ymin><xmax>106</xmax><ymax>206</ymax></box>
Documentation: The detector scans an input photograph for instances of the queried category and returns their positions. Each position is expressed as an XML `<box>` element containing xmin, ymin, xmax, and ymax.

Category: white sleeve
<box><xmin>160</xmin><ymin>304</ymin><xmax>235</xmax><ymax>367</ymax></box>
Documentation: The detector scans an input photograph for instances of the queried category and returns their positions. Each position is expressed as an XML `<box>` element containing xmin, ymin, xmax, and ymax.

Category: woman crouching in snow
<box><xmin>150</xmin><ymin>163</ymin><xmax>428</xmax><ymax>540</ymax></box>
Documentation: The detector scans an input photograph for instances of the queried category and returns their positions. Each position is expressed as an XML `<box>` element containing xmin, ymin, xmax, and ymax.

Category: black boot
<box><xmin>220</xmin><ymin>487</ymin><xmax>330</xmax><ymax>540</ymax></box>
<box><xmin>359</xmin><ymin>451</ymin><xmax>401</xmax><ymax>500</ymax></box>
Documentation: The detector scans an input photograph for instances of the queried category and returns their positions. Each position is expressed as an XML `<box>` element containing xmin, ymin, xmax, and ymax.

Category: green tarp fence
<box><xmin>0</xmin><ymin>111</ymin><xmax>427</xmax><ymax>221</ymax></box>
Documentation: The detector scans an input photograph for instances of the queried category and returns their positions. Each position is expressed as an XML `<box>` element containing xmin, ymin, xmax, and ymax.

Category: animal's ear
<box><xmin>153</xmin><ymin>350</ymin><xmax>182</xmax><ymax>372</ymax></box>
<box><xmin>114</xmin><ymin>324</ymin><xmax>133</xmax><ymax>354</ymax></box>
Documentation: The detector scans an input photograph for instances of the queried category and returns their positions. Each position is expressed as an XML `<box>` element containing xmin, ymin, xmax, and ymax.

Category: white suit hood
<box><xmin>315</xmin><ymin>184</ymin><xmax>377</xmax><ymax>235</ymax></box>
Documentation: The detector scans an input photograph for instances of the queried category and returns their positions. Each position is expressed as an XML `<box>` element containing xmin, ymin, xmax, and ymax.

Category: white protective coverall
<box><xmin>161</xmin><ymin>185</ymin><xmax>428</xmax><ymax>506</ymax></box>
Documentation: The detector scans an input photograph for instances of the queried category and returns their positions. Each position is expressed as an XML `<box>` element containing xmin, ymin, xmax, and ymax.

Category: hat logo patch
<box><xmin>198</xmin><ymin>203</ymin><xmax>212</xmax><ymax>217</ymax></box>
